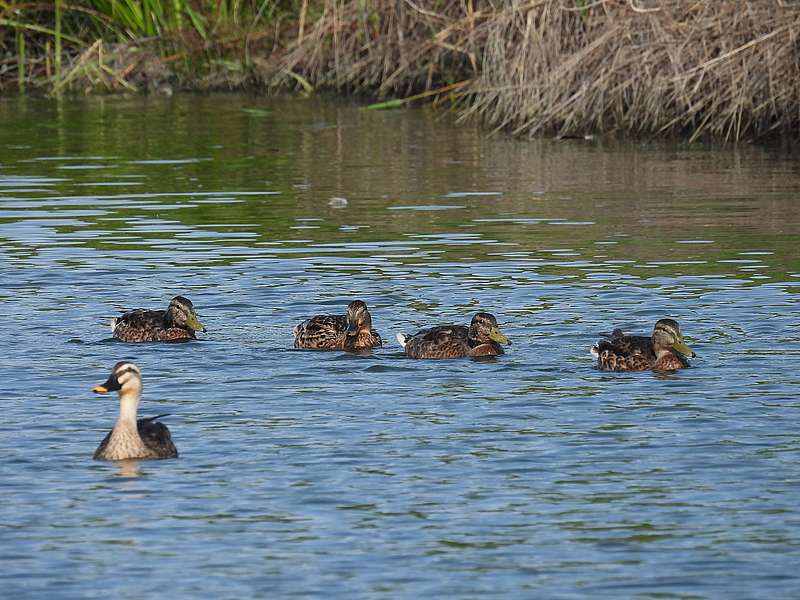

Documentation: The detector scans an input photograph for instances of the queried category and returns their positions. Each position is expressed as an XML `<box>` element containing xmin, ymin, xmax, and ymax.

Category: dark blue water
<box><xmin>1</xmin><ymin>94</ymin><xmax>799</xmax><ymax>598</ymax></box>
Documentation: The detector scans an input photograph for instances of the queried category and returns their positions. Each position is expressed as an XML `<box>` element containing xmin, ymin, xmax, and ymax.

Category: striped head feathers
<box><xmin>345</xmin><ymin>300</ymin><xmax>373</xmax><ymax>336</ymax></box>
<box><xmin>93</xmin><ymin>361</ymin><xmax>142</xmax><ymax>395</ymax></box>
<box><xmin>468</xmin><ymin>312</ymin><xmax>511</xmax><ymax>346</ymax></box>
<box><xmin>652</xmin><ymin>318</ymin><xmax>695</xmax><ymax>358</ymax></box>
<box><xmin>167</xmin><ymin>296</ymin><xmax>206</xmax><ymax>333</ymax></box>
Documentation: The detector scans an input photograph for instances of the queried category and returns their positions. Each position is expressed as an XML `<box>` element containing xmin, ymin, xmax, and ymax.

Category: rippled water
<box><xmin>1</xmin><ymin>94</ymin><xmax>799</xmax><ymax>598</ymax></box>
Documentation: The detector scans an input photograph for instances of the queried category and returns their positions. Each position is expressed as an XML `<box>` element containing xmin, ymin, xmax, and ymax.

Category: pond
<box><xmin>1</xmin><ymin>94</ymin><xmax>799</xmax><ymax>598</ymax></box>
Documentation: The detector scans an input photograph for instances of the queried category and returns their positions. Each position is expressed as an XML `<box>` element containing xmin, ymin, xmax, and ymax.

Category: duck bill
<box><xmin>186</xmin><ymin>314</ymin><xmax>207</xmax><ymax>333</ymax></box>
<box><xmin>672</xmin><ymin>340</ymin><xmax>695</xmax><ymax>358</ymax></box>
<box><xmin>488</xmin><ymin>327</ymin><xmax>511</xmax><ymax>346</ymax></box>
<box><xmin>93</xmin><ymin>374</ymin><xmax>120</xmax><ymax>393</ymax></box>
<box><xmin>345</xmin><ymin>322</ymin><xmax>359</xmax><ymax>337</ymax></box>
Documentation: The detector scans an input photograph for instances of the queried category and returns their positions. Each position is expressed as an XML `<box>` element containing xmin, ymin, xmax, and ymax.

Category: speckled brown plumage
<box><xmin>593</xmin><ymin>318</ymin><xmax>694</xmax><ymax>372</ymax></box>
<box><xmin>111</xmin><ymin>296</ymin><xmax>206</xmax><ymax>343</ymax></box>
<box><xmin>293</xmin><ymin>300</ymin><xmax>382</xmax><ymax>350</ymax></box>
<box><xmin>398</xmin><ymin>312</ymin><xmax>511</xmax><ymax>359</ymax></box>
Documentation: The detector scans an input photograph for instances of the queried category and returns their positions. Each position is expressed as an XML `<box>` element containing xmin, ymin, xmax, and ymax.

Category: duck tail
<box><xmin>396</xmin><ymin>333</ymin><xmax>409</xmax><ymax>348</ymax></box>
<box><xmin>109</xmin><ymin>317</ymin><xmax>118</xmax><ymax>333</ymax></box>
<box><xmin>590</xmin><ymin>344</ymin><xmax>599</xmax><ymax>358</ymax></box>
<box><xmin>144</xmin><ymin>414</ymin><xmax>170</xmax><ymax>422</ymax></box>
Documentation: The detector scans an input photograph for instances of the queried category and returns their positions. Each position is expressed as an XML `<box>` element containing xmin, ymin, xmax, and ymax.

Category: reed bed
<box><xmin>3</xmin><ymin>1</ymin><xmax>799</xmax><ymax>140</ymax></box>
<box><xmin>277</xmin><ymin>0</ymin><xmax>800</xmax><ymax>140</ymax></box>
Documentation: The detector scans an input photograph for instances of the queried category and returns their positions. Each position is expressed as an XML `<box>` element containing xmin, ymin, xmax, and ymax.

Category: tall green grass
<box><xmin>1</xmin><ymin>0</ymin><xmax>297</xmax><ymax>91</ymax></box>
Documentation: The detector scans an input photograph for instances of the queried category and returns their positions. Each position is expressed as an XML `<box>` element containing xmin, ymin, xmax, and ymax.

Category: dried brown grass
<box><xmin>276</xmin><ymin>0</ymin><xmax>800</xmax><ymax>140</ymax></box>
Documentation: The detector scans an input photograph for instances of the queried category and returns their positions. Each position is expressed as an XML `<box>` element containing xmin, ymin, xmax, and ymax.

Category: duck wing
<box><xmin>293</xmin><ymin>314</ymin><xmax>348</xmax><ymax>349</ymax></box>
<box><xmin>116</xmin><ymin>308</ymin><xmax>166</xmax><ymax>330</ymax></box>
<box><xmin>403</xmin><ymin>325</ymin><xmax>471</xmax><ymax>359</ymax></box>
<box><xmin>112</xmin><ymin>309</ymin><xmax>169</xmax><ymax>341</ymax></box>
<box><xmin>595</xmin><ymin>333</ymin><xmax>656</xmax><ymax>371</ymax></box>
<box><xmin>598</xmin><ymin>333</ymin><xmax>654</xmax><ymax>357</ymax></box>
<box><xmin>138</xmin><ymin>415</ymin><xmax>178</xmax><ymax>459</ymax></box>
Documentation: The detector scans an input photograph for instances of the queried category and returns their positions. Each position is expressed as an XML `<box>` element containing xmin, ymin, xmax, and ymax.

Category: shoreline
<box><xmin>3</xmin><ymin>1</ymin><xmax>799</xmax><ymax>142</ymax></box>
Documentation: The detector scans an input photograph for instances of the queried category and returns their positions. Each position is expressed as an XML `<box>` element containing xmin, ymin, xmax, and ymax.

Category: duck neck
<box><xmin>467</xmin><ymin>329</ymin><xmax>489</xmax><ymax>348</ymax></box>
<box><xmin>115</xmin><ymin>390</ymin><xmax>140</xmax><ymax>431</ymax></box>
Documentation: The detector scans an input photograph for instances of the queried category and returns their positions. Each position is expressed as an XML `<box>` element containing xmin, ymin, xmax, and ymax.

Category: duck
<box><xmin>92</xmin><ymin>361</ymin><xmax>178</xmax><ymax>461</ymax></box>
<box><xmin>293</xmin><ymin>300</ymin><xmax>382</xmax><ymax>350</ymax></box>
<box><xmin>396</xmin><ymin>312</ymin><xmax>511</xmax><ymax>359</ymax></box>
<box><xmin>111</xmin><ymin>296</ymin><xmax>206</xmax><ymax>342</ymax></box>
<box><xmin>591</xmin><ymin>318</ymin><xmax>695</xmax><ymax>371</ymax></box>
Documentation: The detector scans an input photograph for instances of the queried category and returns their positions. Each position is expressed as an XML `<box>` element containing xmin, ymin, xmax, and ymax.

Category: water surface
<box><xmin>1</xmin><ymin>94</ymin><xmax>799</xmax><ymax>598</ymax></box>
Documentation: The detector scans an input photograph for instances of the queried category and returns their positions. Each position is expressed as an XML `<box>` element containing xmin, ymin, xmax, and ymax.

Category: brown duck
<box><xmin>592</xmin><ymin>318</ymin><xmax>695</xmax><ymax>371</ymax></box>
<box><xmin>111</xmin><ymin>296</ymin><xmax>206</xmax><ymax>342</ymax></box>
<box><xmin>293</xmin><ymin>300</ymin><xmax>382</xmax><ymax>350</ymax></box>
<box><xmin>397</xmin><ymin>312</ymin><xmax>511</xmax><ymax>359</ymax></box>
<box><xmin>92</xmin><ymin>361</ymin><xmax>178</xmax><ymax>461</ymax></box>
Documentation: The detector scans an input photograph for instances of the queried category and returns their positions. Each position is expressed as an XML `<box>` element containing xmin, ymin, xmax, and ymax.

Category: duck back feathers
<box><xmin>293</xmin><ymin>300</ymin><xmax>382</xmax><ymax>350</ymax></box>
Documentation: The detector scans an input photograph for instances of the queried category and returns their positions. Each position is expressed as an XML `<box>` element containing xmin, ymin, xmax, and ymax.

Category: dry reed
<box><xmin>276</xmin><ymin>0</ymin><xmax>800</xmax><ymax>140</ymax></box>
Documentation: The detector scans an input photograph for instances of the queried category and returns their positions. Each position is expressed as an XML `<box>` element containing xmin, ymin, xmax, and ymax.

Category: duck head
<box><xmin>652</xmin><ymin>318</ymin><xmax>695</xmax><ymax>358</ymax></box>
<box><xmin>469</xmin><ymin>312</ymin><xmax>511</xmax><ymax>346</ymax></box>
<box><xmin>166</xmin><ymin>296</ymin><xmax>206</xmax><ymax>333</ymax></box>
<box><xmin>93</xmin><ymin>361</ymin><xmax>143</xmax><ymax>421</ymax></box>
<box><xmin>344</xmin><ymin>300</ymin><xmax>373</xmax><ymax>337</ymax></box>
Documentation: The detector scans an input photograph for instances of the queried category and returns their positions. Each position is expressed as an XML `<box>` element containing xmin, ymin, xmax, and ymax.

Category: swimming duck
<box><xmin>592</xmin><ymin>318</ymin><xmax>695</xmax><ymax>371</ymax></box>
<box><xmin>92</xmin><ymin>361</ymin><xmax>178</xmax><ymax>461</ymax></box>
<box><xmin>111</xmin><ymin>296</ymin><xmax>206</xmax><ymax>342</ymax></box>
<box><xmin>293</xmin><ymin>300</ymin><xmax>382</xmax><ymax>350</ymax></box>
<box><xmin>396</xmin><ymin>312</ymin><xmax>511</xmax><ymax>359</ymax></box>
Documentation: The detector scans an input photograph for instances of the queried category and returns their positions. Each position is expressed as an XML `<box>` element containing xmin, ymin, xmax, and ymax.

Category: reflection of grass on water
<box><xmin>3</xmin><ymin>96</ymin><xmax>799</xmax><ymax>281</ymax></box>
<box><xmin>54</xmin><ymin>197</ymin><xmax>800</xmax><ymax>282</ymax></box>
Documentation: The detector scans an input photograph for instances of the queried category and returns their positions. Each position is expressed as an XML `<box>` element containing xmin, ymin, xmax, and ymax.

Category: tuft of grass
<box><xmin>0</xmin><ymin>0</ymin><xmax>299</xmax><ymax>92</ymax></box>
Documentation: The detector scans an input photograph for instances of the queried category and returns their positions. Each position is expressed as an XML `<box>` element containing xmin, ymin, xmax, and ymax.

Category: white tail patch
<box><xmin>590</xmin><ymin>345</ymin><xmax>599</xmax><ymax>358</ymax></box>
<box><xmin>110</xmin><ymin>317</ymin><xmax>119</xmax><ymax>333</ymax></box>
<box><xmin>396</xmin><ymin>333</ymin><xmax>408</xmax><ymax>348</ymax></box>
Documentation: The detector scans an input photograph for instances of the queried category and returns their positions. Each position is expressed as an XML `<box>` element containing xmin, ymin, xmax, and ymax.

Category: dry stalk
<box><xmin>274</xmin><ymin>0</ymin><xmax>800</xmax><ymax>140</ymax></box>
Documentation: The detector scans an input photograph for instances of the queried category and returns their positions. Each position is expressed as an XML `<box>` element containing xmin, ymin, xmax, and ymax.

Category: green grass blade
<box><xmin>0</xmin><ymin>19</ymin><xmax>85</xmax><ymax>46</ymax></box>
<box><xmin>55</xmin><ymin>0</ymin><xmax>62</xmax><ymax>80</ymax></box>
<box><xmin>286</xmin><ymin>70</ymin><xmax>314</xmax><ymax>95</ymax></box>
<box><xmin>363</xmin><ymin>99</ymin><xmax>405</xmax><ymax>110</ymax></box>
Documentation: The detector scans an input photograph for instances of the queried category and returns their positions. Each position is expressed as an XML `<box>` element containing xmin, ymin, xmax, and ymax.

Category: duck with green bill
<box><xmin>592</xmin><ymin>318</ymin><xmax>695</xmax><ymax>371</ymax></box>
<box><xmin>397</xmin><ymin>312</ymin><xmax>511</xmax><ymax>359</ymax></box>
<box><xmin>111</xmin><ymin>295</ymin><xmax>206</xmax><ymax>342</ymax></box>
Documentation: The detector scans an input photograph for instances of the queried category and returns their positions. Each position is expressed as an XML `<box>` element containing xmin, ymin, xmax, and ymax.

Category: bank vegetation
<box><xmin>2</xmin><ymin>0</ymin><xmax>799</xmax><ymax>141</ymax></box>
